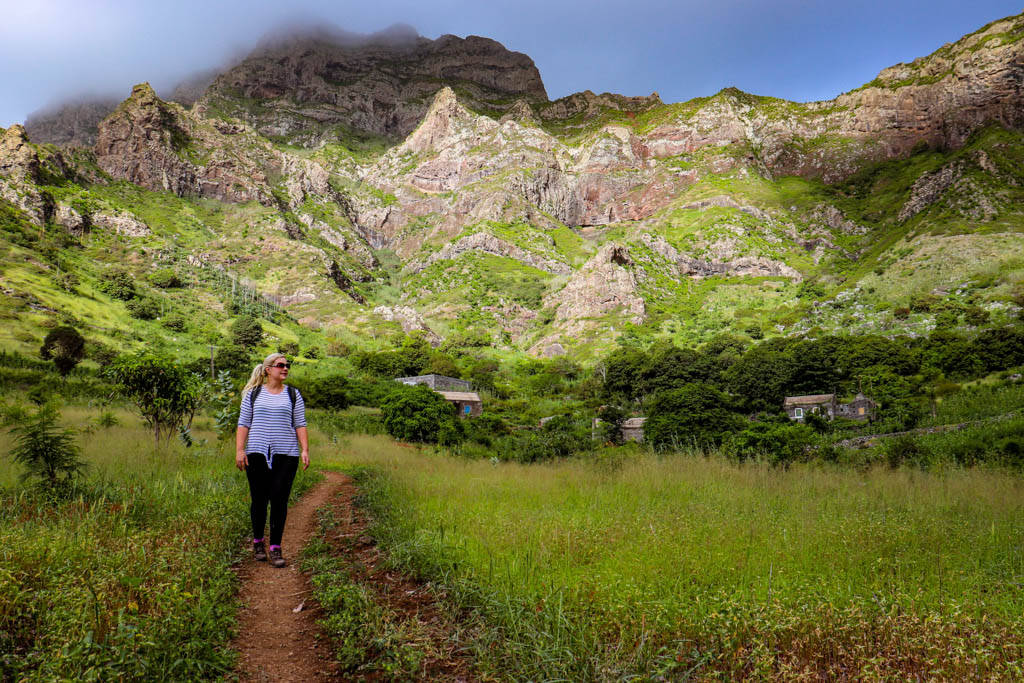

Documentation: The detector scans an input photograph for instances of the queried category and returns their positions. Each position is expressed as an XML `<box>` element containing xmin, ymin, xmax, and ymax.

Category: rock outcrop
<box><xmin>543</xmin><ymin>243</ymin><xmax>646</xmax><ymax>326</ymax></box>
<box><xmin>198</xmin><ymin>28</ymin><xmax>547</xmax><ymax>143</ymax></box>
<box><xmin>405</xmin><ymin>231</ymin><xmax>571</xmax><ymax>275</ymax></box>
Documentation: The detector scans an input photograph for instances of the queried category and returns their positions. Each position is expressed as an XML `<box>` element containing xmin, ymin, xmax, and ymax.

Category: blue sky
<box><xmin>1</xmin><ymin>0</ymin><xmax>1021</xmax><ymax>128</ymax></box>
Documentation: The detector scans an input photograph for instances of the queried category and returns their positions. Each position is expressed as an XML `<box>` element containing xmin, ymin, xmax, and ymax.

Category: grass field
<box><xmin>326</xmin><ymin>435</ymin><xmax>1024</xmax><ymax>680</ymax></box>
<box><xmin>4</xmin><ymin>404</ymin><xmax>1024</xmax><ymax>679</ymax></box>
<box><xmin>0</xmin><ymin>404</ymin><xmax>320</xmax><ymax>680</ymax></box>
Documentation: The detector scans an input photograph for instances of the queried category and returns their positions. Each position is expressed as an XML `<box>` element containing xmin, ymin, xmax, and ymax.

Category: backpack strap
<box><xmin>249</xmin><ymin>385</ymin><xmax>298</xmax><ymax>423</ymax></box>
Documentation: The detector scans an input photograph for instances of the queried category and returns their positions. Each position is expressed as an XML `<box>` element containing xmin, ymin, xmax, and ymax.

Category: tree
<box><xmin>728</xmin><ymin>421</ymin><xmax>815</xmax><ymax>466</ymax></box>
<box><xmin>380</xmin><ymin>384</ymin><xmax>463</xmax><ymax>445</ymax></box>
<box><xmin>40</xmin><ymin>325</ymin><xmax>86</xmax><ymax>376</ymax></box>
<box><xmin>148</xmin><ymin>268</ymin><xmax>183</xmax><ymax>289</ymax></box>
<box><xmin>230</xmin><ymin>315</ymin><xmax>264</xmax><ymax>350</ymax></box>
<box><xmin>645</xmin><ymin>383</ymin><xmax>744</xmax><ymax>450</ymax></box>
<box><xmin>8</xmin><ymin>406</ymin><xmax>86</xmax><ymax>495</ymax></box>
<box><xmin>126</xmin><ymin>296</ymin><xmax>160</xmax><ymax>320</ymax></box>
<box><xmin>107</xmin><ymin>353</ymin><xmax>202</xmax><ymax>444</ymax></box>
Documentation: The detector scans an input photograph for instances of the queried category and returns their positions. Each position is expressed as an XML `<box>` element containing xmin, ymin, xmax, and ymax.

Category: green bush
<box><xmin>728</xmin><ymin>421</ymin><xmax>815</xmax><ymax>466</ymax></box>
<box><xmin>294</xmin><ymin>375</ymin><xmax>350</xmax><ymax>411</ymax></box>
<box><xmin>162</xmin><ymin>313</ymin><xmax>187</xmax><ymax>331</ymax></box>
<box><xmin>645</xmin><ymin>384</ymin><xmax>744</xmax><ymax>450</ymax></box>
<box><xmin>39</xmin><ymin>325</ymin><xmax>85</xmax><ymax>376</ymax></box>
<box><xmin>380</xmin><ymin>384</ymin><xmax>463</xmax><ymax>445</ymax></box>
<box><xmin>148</xmin><ymin>268</ymin><xmax>183</xmax><ymax>288</ymax></box>
<box><xmin>96</xmin><ymin>267</ymin><xmax>136</xmax><ymax>300</ymax></box>
<box><xmin>496</xmin><ymin>415</ymin><xmax>592</xmax><ymax>462</ymax></box>
<box><xmin>230</xmin><ymin>315</ymin><xmax>263</xmax><ymax>350</ymax></box>
<box><xmin>126</xmin><ymin>296</ymin><xmax>160</xmax><ymax>320</ymax></box>
<box><xmin>7</xmin><ymin>406</ymin><xmax>86</xmax><ymax>495</ymax></box>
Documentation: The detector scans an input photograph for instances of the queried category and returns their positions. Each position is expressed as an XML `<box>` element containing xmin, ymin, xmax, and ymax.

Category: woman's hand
<box><xmin>300</xmin><ymin>450</ymin><xmax>310</xmax><ymax>471</ymax></box>
<box><xmin>235</xmin><ymin>451</ymin><xmax>248</xmax><ymax>471</ymax></box>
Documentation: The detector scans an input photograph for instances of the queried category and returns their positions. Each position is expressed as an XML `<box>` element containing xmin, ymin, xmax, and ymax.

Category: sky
<box><xmin>1</xmin><ymin>0</ymin><xmax>1021</xmax><ymax>128</ymax></box>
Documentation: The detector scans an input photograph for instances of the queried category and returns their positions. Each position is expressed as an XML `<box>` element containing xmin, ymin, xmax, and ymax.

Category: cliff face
<box><xmin>197</xmin><ymin>29</ymin><xmax>548</xmax><ymax>144</ymax></box>
<box><xmin>6</xmin><ymin>15</ymin><xmax>1024</xmax><ymax>356</ymax></box>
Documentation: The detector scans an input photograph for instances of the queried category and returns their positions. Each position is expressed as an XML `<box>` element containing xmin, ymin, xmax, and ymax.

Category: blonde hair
<box><xmin>242</xmin><ymin>352</ymin><xmax>288</xmax><ymax>393</ymax></box>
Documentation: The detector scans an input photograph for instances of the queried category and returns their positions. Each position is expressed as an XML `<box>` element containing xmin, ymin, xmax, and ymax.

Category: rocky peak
<box><xmin>402</xmin><ymin>87</ymin><xmax>477</xmax><ymax>153</ymax></box>
<box><xmin>0</xmin><ymin>124</ymin><xmax>40</xmax><ymax>181</ymax></box>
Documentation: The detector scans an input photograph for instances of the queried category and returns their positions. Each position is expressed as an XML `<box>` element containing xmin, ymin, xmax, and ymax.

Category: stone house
<box><xmin>394</xmin><ymin>374</ymin><xmax>472</xmax><ymax>391</ymax></box>
<box><xmin>784</xmin><ymin>393</ymin><xmax>876</xmax><ymax>422</ymax></box>
<box><xmin>621</xmin><ymin>417</ymin><xmax>647</xmax><ymax>442</ymax></box>
<box><xmin>836</xmin><ymin>393</ymin><xmax>877</xmax><ymax>421</ymax></box>
<box><xmin>783</xmin><ymin>394</ymin><xmax>839</xmax><ymax>421</ymax></box>
<box><xmin>394</xmin><ymin>374</ymin><xmax>481</xmax><ymax>418</ymax></box>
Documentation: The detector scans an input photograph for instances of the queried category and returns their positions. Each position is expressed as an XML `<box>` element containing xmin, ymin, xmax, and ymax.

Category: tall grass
<box><xmin>325</xmin><ymin>435</ymin><xmax>1024</xmax><ymax>679</ymax></box>
<box><xmin>1</xmin><ymin>403</ymin><xmax>320</xmax><ymax>680</ymax></box>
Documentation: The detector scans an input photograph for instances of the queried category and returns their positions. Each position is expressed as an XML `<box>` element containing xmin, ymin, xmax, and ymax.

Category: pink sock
<box><xmin>253</xmin><ymin>538</ymin><xmax>264</xmax><ymax>544</ymax></box>
<box><xmin>269</xmin><ymin>545</ymin><xmax>281</xmax><ymax>552</ymax></box>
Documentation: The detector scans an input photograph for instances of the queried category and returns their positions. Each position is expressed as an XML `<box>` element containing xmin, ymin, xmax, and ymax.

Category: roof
<box><xmin>622</xmin><ymin>417</ymin><xmax>648</xmax><ymax>428</ymax></box>
<box><xmin>438</xmin><ymin>391</ymin><xmax>482</xmax><ymax>402</ymax></box>
<box><xmin>783</xmin><ymin>394</ymin><xmax>836</xmax><ymax>407</ymax></box>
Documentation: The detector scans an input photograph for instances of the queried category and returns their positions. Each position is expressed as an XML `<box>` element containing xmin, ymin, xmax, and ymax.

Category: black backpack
<box><xmin>249</xmin><ymin>385</ymin><xmax>298</xmax><ymax>422</ymax></box>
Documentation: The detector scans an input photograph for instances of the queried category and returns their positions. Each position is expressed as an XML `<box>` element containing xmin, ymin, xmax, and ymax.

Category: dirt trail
<box><xmin>232</xmin><ymin>471</ymin><xmax>476</xmax><ymax>681</ymax></box>
<box><xmin>232</xmin><ymin>471</ymin><xmax>346</xmax><ymax>682</ymax></box>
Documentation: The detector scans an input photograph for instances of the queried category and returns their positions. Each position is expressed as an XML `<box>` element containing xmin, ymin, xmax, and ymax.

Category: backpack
<box><xmin>249</xmin><ymin>384</ymin><xmax>297</xmax><ymax>423</ymax></box>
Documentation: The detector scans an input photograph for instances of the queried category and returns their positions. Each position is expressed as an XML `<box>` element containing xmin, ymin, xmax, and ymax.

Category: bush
<box><xmin>728</xmin><ymin>421</ymin><xmax>815</xmax><ymax>466</ymax></box>
<box><xmin>884</xmin><ymin>435</ymin><xmax>933</xmax><ymax>469</ymax></box>
<box><xmin>380</xmin><ymin>384</ymin><xmax>463</xmax><ymax>445</ymax></box>
<box><xmin>148</xmin><ymin>268</ymin><xmax>183</xmax><ymax>289</ymax></box>
<box><xmin>278</xmin><ymin>341</ymin><xmax>300</xmax><ymax>356</ymax></box>
<box><xmin>295</xmin><ymin>375</ymin><xmax>350</xmax><ymax>411</ymax></box>
<box><xmin>97</xmin><ymin>267</ymin><xmax>136</xmax><ymax>300</ymax></box>
<box><xmin>126</xmin><ymin>296</ymin><xmax>160</xmax><ymax>320</ymax></box>
<box><xmin>214</xmin><ymin>345</ymin><xmax>254</xmax><ymax>378</ymax></box>
<box><xmin>230</xmin><ymin>316</ymin><xmax>263</xmax><ymax>350</ymax></box>
<box><xmin>40</xmin><ymin>325</ymin><xmax>86</xmax><ymax>376</ymax></box>
<box><xmin>162</xmin><ymin>313</ymin><xmax>187</xmax><ymax>331</ymax></box>
<box><xmin>496</xmin><ymin>415</ymin><xmax>592</xmax><ymax>463</ymax></box>
<box><xmin>645</xmin><ymin>384</ymin><xmax>744</xmax><ymax>450</ymax></box>
<box><xmin>7</xmin><ymin>406</ymin><xmax>86</xmax><ymax>495</ymax></box>
<box><xmin>107</xmin><ymin>353</ymin><xmax>202</xmax><ymax>444</ymax></box>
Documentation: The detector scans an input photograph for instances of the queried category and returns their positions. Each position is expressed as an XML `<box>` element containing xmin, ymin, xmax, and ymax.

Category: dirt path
<box><xmin>232</xmin><ymin>471</ymin><xmax>346</xmax><ymax>682</ymax></box>
<box><xmin>232</xmin><ymin>470</ymin><xmax>476</xmax><ymax>681</ymax></box>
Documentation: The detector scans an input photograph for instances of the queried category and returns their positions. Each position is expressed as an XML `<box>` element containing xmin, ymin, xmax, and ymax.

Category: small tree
<box><xmin>230</xmin><ymin>315</ymin><xmax>264</xmax><ymax>350</ymax></box>
<box><xmin>645</xmin><ymin>383</ymin><xmax>744</xmax><ymax>451</ymax></box>
<box><xmin>380</xmin><ymin>384</ymin><xmax>463</xmax><ymax>445</ymax></box>
<box><xmin>40</xmin><ymin>325</ymin><xmax>86</xmax><ymax>376</ymax></box>
<box><xmin>107</xmin><ymin>353</ymin><xmax>202</xmax><ymax>444</ymax></box>
<box><xmin>97</xmin><ymin>267</ymin><xmax>137</xmax><ymax>300</ymax></box>
<box><xmin>9</xmin><ymin>406</ymin><xmax>86</xmax><ymax>495</ymax></box>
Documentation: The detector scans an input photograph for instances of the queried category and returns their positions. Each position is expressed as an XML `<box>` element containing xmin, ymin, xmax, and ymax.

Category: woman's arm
<box><xmin>296</xmin><ymin>426</ymin><xmax>309</xmax><ymax>470</ymax></box>
<box><xmin>235</xmin><ymin>426</ymin><xmax>249</xmax><ymax>471</ymax></box>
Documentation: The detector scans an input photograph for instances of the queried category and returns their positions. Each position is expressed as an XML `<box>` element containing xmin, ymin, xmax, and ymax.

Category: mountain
<box><xmin>2</xmin><ymin>14</ymin><xmax>1023</xmax><ymax>362</ymax></box>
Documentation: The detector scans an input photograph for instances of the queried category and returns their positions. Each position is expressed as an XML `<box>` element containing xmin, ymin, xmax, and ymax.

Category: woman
<box><xmin>236</xmin><ymin>352</ymin><xmax>309</xmax><ymax>568</ymax></box>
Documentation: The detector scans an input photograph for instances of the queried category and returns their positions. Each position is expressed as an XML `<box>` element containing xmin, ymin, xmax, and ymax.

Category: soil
<box><xmin>231</xmin><ymin>471</ymin><xmax>477</xmax><ymax>681</ymax></box>
<box><xmin>232</xmin><ymin>471</ymin><xmax>346</xmax><ymax>682</ymax></box>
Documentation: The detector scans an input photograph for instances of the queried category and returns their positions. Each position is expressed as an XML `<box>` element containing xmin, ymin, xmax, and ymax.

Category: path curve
<box><xmin>232</xmin><ymin>470</ymin><xmax>346</xmax><ymax>682</ymax></box>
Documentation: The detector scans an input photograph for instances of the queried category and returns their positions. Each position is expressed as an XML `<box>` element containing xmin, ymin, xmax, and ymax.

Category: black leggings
<box><xmin>245</xmin><ymin>454</ymin><xmax>299</xmax><ymax>546</ymax></box>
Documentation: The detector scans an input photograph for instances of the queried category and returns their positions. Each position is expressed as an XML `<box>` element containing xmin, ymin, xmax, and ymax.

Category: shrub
<box><xmin>97</xmin><ymin>267</ymin><xmax>136</xmax><ymax>300</ymax></box>
<box><xmin>304</xmin><ymin>346</ymin><xmax>322</xmax><ymax>360</ymax></box>
<box><xmin>107</xmin><ymin>353</ymin><xmax>202</xmax><ymax>444</ymax></box>
<box><xmin>645</xmin><ymin>384</ymin><xmax>744</xmax><ymax>450</ymax></box>
<box><xmin>8</xmin><ymin>406</ymin><xmax>86</xmax><ymax>495</ymax></box>
<box><xmin>230</xmin><ymin>316</ymin><xmax>263</xmax><ymax>350</ymax></box>
<box><xmin>296</xmin><ymin>375</ymin><xmax>350</xmax><ymax>411</ymax></box>
<box><xmin>40</xmin><ymin>325</ymin><xmax>85</xmax><ymax>376</ymax></box>
<box><xmin>380</xmin><ymin>384</ymin><xmax>463</xmax><ymax>445</ymax></box>
<box><xmin>214</xmin><ymin>345</ymin><xmax>254</xmax><ymax>378</ymax></box>
<box><xmin>126</xmin><ymin>296</ymin><xmax>160</xmax><ymax>320</ymax></box>
<box><xmin>884</xmin><ymin>435</ymin><xmax>933</xmax><ymax>469</ymax></box>
<box><xmin>148</xmin><ymin>268</ymin><xmax>183</xmax><ymax>288</ymax></box>
<box><xmin>728</xmin><ymin>421</ymin><xmax>815</xmax><ymax>466</ymax></box>
<box><xmin>162</xmin><ymin>313</ymin><xmax>187</xmax><ymax>331</ymax></box>
<box><xmin>909</xmin><ymin>293</ymin><xmax>938</xmax><ymax>313</ymax></box>
<box><xmin>278</xmin><ymin>341</ymin><xmax>300</xmax><ymax>356</ymax></box>
<box><xmin>496</xmin><ymin>415</ymin><xmax>592</xmax><ymax>462</ymax></box>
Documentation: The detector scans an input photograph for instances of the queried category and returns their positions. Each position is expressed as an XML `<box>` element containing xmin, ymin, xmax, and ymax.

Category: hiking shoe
<box><xmin>269</xmin><ymin>547</ymin><xmax>286</xmax><ymax>568</ymax></box>
<box><xmin>253</xmin><ymin>540</ymin><xmax>267</xmax><ymax>562</ymax></box>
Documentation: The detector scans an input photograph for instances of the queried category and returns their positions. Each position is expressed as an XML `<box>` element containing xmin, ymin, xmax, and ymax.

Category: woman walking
<box><xmin>236</xmin><ymin>352</ymin><xmax>309</xmax><ymax>568</ymax></box>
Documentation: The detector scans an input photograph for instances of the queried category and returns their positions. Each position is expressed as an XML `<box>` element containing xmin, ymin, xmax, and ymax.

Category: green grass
<box><xmin>0</xmin><ymin>402</ymin><xmax>321</xmax><ymax>680</ymax></box>
<box><xmin>324</xmin><ymin>435</ymin><xmax>1024</xmax><ymax>680</ymax></box>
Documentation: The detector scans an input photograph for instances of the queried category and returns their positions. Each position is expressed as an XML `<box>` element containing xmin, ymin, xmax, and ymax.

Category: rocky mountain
<box><xmin>3</xmin><ymin>14</ymin><xmax>1024</xmax><ymax>361</ymax></box>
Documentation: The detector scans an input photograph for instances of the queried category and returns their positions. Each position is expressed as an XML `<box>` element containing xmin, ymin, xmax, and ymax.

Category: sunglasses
<box><xmin>269</xmin><ymin>362</ymin><xmax>291</xmax><ymax>369</ymax></box>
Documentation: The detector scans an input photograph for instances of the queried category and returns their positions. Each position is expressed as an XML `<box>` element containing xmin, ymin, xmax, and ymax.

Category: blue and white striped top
<box><xmin>237</xmin><ymin>386</ymin><xmax>307</xmax><ymax>467</ymax></box>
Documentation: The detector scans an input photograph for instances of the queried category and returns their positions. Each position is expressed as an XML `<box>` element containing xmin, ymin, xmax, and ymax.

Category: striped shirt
<box><xmin>238</xmin><ymin>386</ymin><xmax>307</xmax><ymax>467</ymax></box>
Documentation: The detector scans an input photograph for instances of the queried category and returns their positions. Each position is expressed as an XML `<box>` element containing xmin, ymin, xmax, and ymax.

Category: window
<box><xmin>794</xmin><ymin>407</ymin><xmax>804</xmax><ymax>419</ymax></box>
<box><xmin>858</xmin><ymin>406</ymin><xmax>865</xmax><ymax>415</ymax></box>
